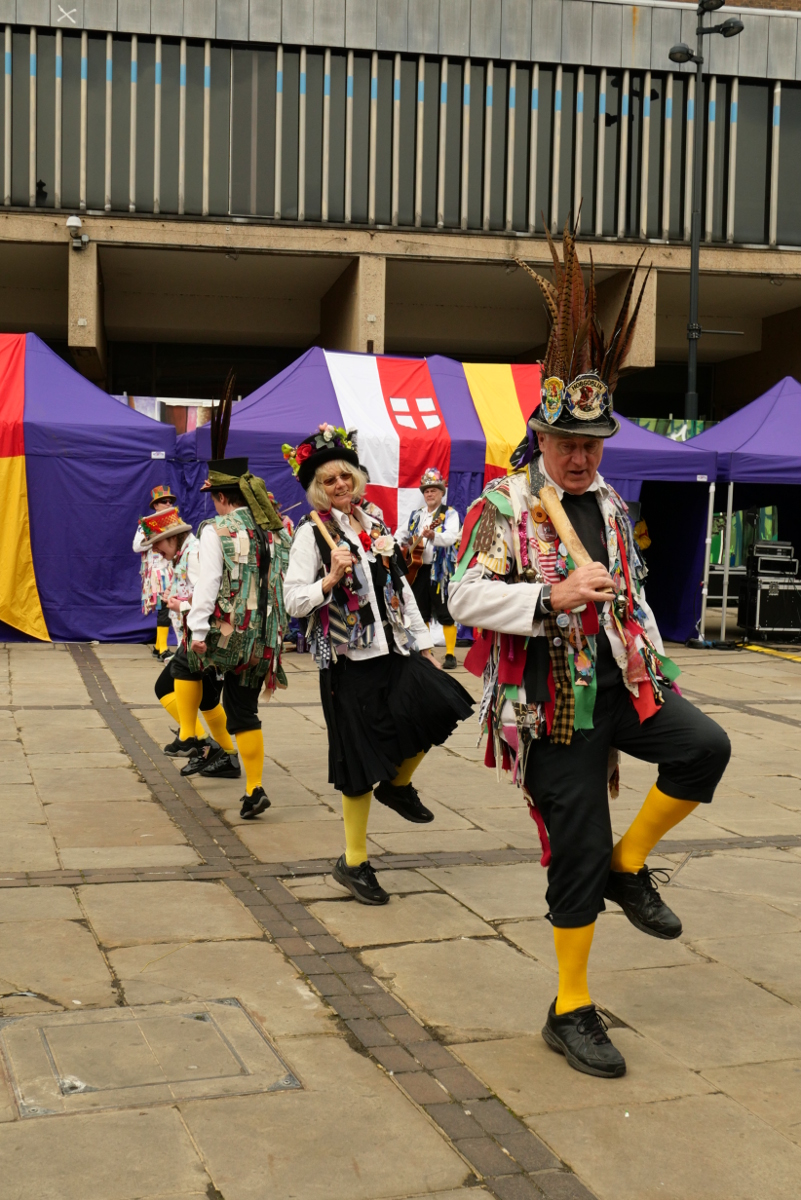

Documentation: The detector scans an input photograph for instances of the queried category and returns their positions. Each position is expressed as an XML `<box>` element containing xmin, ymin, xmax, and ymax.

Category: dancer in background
<box><xmin>397</xmin><ymin>468</ymin><xmax>461</xmax><ymax>669</ymax></box>
<box><xmin>134</xmin><ymin>484</ymin><xmax>179</xmax><ymax>660</ymax></box>
<box><xmin>283</xmin><ymin>426</ymin><xmax>473</xmax><ymax>905</ymax></box>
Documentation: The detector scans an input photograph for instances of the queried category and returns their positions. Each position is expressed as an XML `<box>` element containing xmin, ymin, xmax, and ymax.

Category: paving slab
<box><xmin>691</xmin><ymin>930</ymin><xmax>801</xmax><ymax>1005</ymax></box>
<box><xmin>531</xmin><ymin>1092</ymin><xmax>801</xmax><ymax>1200</ymax></box>
<box><xmin>454</xmin><ymin>1029</ymin><xmax>715</xmax><ymax>1117</ymax></box>
<box><xmin>30</xmin><ymin>766</ymin><xmax>152</xmax><ymax>804</ymax></box>
<box><xmin>675</xmin><ymin>852</ymin><xmax>801</xmax><ymax>904</ymax></box>
<box><xmin>308</xmin><ymin>891</ymin><xmax>496</xmax><ymax>948</ymax></box>
<box><xmin>672</xmin><ymin>883</ymin><xmax>801</xmax><ymax>939</ymax></box>
<box><xmin>0</xmin><ymin>918</ymin><xmax>116</xmax><ymax>1010</ymax></box>
<box><xmin>371</xmin><ymin>829</ymin><xmax>510</xmax><ymax>854</ymax></box>
<box><xmin>0</xmin><ymin>887</ymin><xmax>80</xmax><ymax>922</ymax></box>
<box><xmin>179</xmin><ymin>1033</ymin><xmax>469</xmax><ymax>1200</ymax></box>
<box><xmin>235</xmin><ymin>818</ymin><xmax>381</xmax><ymax>863</ymax></box>
<box><xmin>61</xmin><ymin>846</ymin><xmax>201</xmax><ymax>869</ymax></box>
<box><xmin>45</xmin><ymin>801</ymin><xmax>187</xmax><ymax>848</ymax></box>
<box><xmin>419</xmin><ymin>863</ymin><xmax>549</xmax><ymax>921</ymax></box>
<box><xmin>78</xmin><ymin>882</ymin><xmax>264</xmax><ymax>948</ymax></box>
<box><xmin>499</xmin><ymin>912</ymin><xmax>698</xmax><ymax>972</ymax></box>
<box><xmin>285</xmin><ymin>869</ymin><xmax>439</xmax><ymax>901</ymax></box>
<box><xmin>702</xmin><ymin>1058</ymin><xmax>801</xmax><ymax>1144</ymax></box>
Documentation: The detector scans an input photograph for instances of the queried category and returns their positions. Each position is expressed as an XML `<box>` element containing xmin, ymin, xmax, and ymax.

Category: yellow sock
<box><xmin>611</xmin><ymin>784</ymin><xmax>699</xmax><ymax>875</ymax></box>
<box><xmin>155</xmin><ymin>625</ymin><xmax>168</xmax><ymax>653</ymax></box>
<box><xmin>392</xmin><ymin>750</ymin><xmax>426</xmax><ymax>788</ymax></box>
<box><xmin>554</xmin><ymin>923</ymin><xmax>595</xmax><ymax>1015</ymax></box>
<box><xmin>174</xmin><ymin>678</ymin><xmax>203</xmax><ymax>742</ymax></box>
<box><xmin>444</xmin><ymin>625</ymin><xmax>457</xmax><ymax>656</ymax></box>
<box><xmin>160</xmin><ymin>691</ymin><xmax>205</xmax><ymax>739</ymax></box>
<box><xmin>202</xmin><ymin>704</ymin><xmax>236</xmax><ymax>754</ymax></box>
<box><xmin>236</xmin><ymin>728</ymin><xmax>263</xmax><ymax>795</ymax></box>
<box><xmin>342</xmin><ymin>792</ymin><xmax>372</xmax><ymax>866</ymax></box>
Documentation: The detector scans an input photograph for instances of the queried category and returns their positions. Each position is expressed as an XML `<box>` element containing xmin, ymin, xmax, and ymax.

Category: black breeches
<box><xmin>169</xmin><ymin>647</ymin><xmax>261</xmax><ymax>735</ymax></box>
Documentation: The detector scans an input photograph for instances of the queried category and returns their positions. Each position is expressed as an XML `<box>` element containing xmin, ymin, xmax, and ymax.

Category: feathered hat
<box><xmin>512</xmin><ymin>221</ymin><xmax>651</xmax><ymax>460</ymax></box>
<box><xmin>200</xmin><ymin>370</ymin><xmax>247</xmax><ymax>490</ymax></box>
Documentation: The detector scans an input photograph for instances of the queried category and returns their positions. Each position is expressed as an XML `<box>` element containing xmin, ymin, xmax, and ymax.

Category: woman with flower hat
<box><xmin>283</xmin><ymin>425</ymin><xmax>474</xmax><ymax>905</ymax></box>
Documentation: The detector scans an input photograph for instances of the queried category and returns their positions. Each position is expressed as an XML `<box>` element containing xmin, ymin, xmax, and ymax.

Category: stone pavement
<box><xmin>1</xmin><ymin>639</ymin><xmax>801</xmax><ymax>1200</ymax></box>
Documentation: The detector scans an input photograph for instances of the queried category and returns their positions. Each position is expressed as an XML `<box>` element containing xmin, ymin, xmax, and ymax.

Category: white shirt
<box><xmin>284</xmin><ymin>505</ymin><xmax>433</xmax><ymax>660</ymax></box>
<box><xmin>397</xmin><ymin>503</ymin><xmax>461</xmax><ymax>566</ymax></box>
<box><xmin>186</xmin><ymin>513</ymin><xmax>242</xmax><ymax>641</ymax></box>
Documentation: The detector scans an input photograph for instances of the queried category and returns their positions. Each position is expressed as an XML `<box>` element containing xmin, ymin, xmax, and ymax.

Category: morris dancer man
<box><xmin>170</xmin><ymin>378</ymin><xmax>291</xmax><ymax>819</ymax></box>
<box><xmin>134</xmin><ymin>484</ymin><xmax>178</xmax><ymax>659</ymax></box>
<box><xmin>283</xmin><ymin>426</ymin><xmax>473</xmax><ymax>905</ymax></box>
<box><xmin>398</xmin><ymin>468</ymin><xmax>461</xmax><ymax>669</ymax></box>
<box><xmin>449</xmin><ymin>231</ymin><xmax>730</xmax><ymax>1079</ymax></box>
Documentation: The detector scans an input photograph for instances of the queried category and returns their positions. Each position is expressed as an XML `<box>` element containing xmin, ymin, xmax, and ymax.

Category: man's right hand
<box><xmin>190</xmin><ymin>639</ymin><xmax>207</xmax><ymax>655</ymax></box>
<box><xmin>550</xmin><ymin>562</ymin><xmax>615</xmax><ymax>612</ymax></box>
<box><xmin>322</xmin><ymin>546</ymin><xmax>357</xmax><ymax>593</ymax></box>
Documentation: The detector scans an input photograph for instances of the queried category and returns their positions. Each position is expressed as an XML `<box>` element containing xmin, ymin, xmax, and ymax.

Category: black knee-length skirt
<box><xmin>319</xmin><ymin>648</ymin><xmax>474</xmax><ymax>796</ymax></box>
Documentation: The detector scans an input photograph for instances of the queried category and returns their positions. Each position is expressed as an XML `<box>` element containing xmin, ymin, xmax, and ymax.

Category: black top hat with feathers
<box><xmin>200</xmin><ymin>370</ymin><xmax>248</xmax><ymax>490</ymax></box>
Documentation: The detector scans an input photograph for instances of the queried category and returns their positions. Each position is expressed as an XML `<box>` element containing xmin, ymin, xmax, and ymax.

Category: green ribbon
<box><xmin>207</xmin><ymin>470</ymin><xmax>283</xmax><ymax>533</ymax></box>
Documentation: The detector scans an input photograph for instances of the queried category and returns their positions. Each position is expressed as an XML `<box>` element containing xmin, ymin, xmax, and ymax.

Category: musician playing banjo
<box><xmin>448</xmin><ymin>230</ymin><xmax>731</xmax><ymax>1080</ymax></box>
<box><xmin>396</xmin><ymin>467</ymin><xmax>462</xmax><ymax>669</ymax></box>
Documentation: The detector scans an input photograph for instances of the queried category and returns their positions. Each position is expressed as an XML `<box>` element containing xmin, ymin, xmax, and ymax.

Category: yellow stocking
<box><xmin>202</xmin><ymin>704</ymin><xmax>236</xmax><ymax>754</ymax></box>
<box><xmin>155</xmin><ymin>625</ymin><xmax>169</xmax><ymax>654</ymax></box>
<box><xmin>611</xmin><ymin>784</ymin><xmax>699</xmax><ymax>875</ymax></box>
<box><xmin>342</xmin><ymin>792</ymin><xmax>372</xmax><ymax>866</ymax></box>
<box><xmin>235</xmin><ymin>728</ymin><xmax>264</xmax><ymax>795</ymax></box>
<box><xmin>444</xmin><ymin>625</ymin><xmax>457</xmax><ymax>657</ymax></box>
<box><xmin>393</xmin><ymin>750</ymin><xmax>426</xmax><ymax>787</ymax></box>
<box><xmin>174</xmin><ymin>679</ymin><xmax>203</xmax><ymax>742</ymax></box>
<box><xmin>554</xmin><ymin>923</ymin><xmax>595</xmax><ymax>1015</ymax></box>
<box><xmin>159</xmin><ymin>692</ymin><xmax>205</xmax><ymax>740</ymax></box>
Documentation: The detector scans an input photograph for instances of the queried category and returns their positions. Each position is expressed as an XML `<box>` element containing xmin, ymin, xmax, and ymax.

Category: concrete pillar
<box><xmin>596</xmin><ymin>265</ymin><xmax>656</xmax><ymax>372</ymax></box>
<box><xmin>320</xmin><ymin>255</ymin><xmax>386</xmax><ymax>354</ymax></box>
<box><xmin>68</xmin><ymin>241</ymin><xmax>107</xmax><ymax>386</ymax></box>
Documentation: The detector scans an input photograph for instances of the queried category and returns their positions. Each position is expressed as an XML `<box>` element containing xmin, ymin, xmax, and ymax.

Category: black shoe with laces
<box><xmin>164</xmin><ymin>735</ymin><xmax>208</xmax><ymax>759</ymax></box>
<box><xmin>178</xmin><ymin>740</ymin><xmax>222</xmax><ymax>776</ymax></box>
<box><xmin>604</xmin><ymin>866</ymin><xmax>682</xmax><ymax>940</ymax></box>
<box><xmin>542</xmin><ymin>1001</ymin><xmax>626</xmax><ymax>1078</ymax></box>
<box><xmin>199</xmin><ymin>748</ymin><xmax>242</xmax><ymax>779</ymax></box>
<box><xmin>240</xmin><ymin>786</ymin><xmax>270</xmax><ymax>819</ymax></box>
<box><xmin>374</xmin><ymin>780</ymin><xmax>434</xmax><ymax>824</ymax></box>
<box><xmin>443</xmin><ymin>654</ymin><xmax>457</xmax><ymax>670</ymax></box>
<box><xmin>332</xmin><ymin>854</ymin><xmax>389</xmax><ymax>905</ymax></box>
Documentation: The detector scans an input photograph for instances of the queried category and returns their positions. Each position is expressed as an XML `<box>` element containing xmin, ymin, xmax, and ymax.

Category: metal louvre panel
<box><xmin>438</xmin><ymin>0</ymin><xmax>468</xmax><ymax>56</ymax></box>
<box><xmin>315</xmin><ymin>0</ymin><xmax>345</xmax><ymax>47</ymax></box>
<box><xmin>249</xmin><ymin>0</ymin><xmax>281</xmax><ymax>43</ymax></box>
<box><xmin>709</xmin><ymin>22</ymin><xmax>739</xmax><ymax>77</ymax></box>
<box><xmin>0</xmin><ymin>0</ymin><xmax>14</xmax><ymax>20</ymax></box>
<box><xmin>650</xmin><ymin>5</ymin><xmax>679</xmax><ymax>76</ymax></box>
<box><xmin>531</xmin><ymin>0</ymin><xmax>560</xmax><ymax>64</ymax></box>
<box><xmin>377</xmin><ymin>0</ymin><xmax>406</xmax><ymax>52</ymax></box>
<box><xmin>560</xmin><ymin>0</ymin><xmax>591</xmax><ymax>68</ymax></box>
<box><xmin>346</xmin><ymin>0</ymin><xmax>377</xmax><ymax>51</ymax></box>
<box><xmin>118</xmin><ymin>0</ymin><xmax>151</xmax><ymax>34</ymax></box>
<box><xmin>768</xmin><ymin>16</ymin><xmax>797</xmax><ymax>83</ymax></box>
<box><xmin>150</xmin><ymin>0</ymin><xmax>182</xmax><ymax>37</ymax></box>
<box><xmin>501</xmin><ymin>0</ymin><xmax>531</xmax><ymax>63</ymax></box>
<box><xmin>738</xmin><ymin>12</ymin><xmax>769</xmax><ymax>80</ymax></box>
<box><xmin>407</xmin><ymin>0</ymin><xmax>437</xmax><ymax>54</ymax></box>
<box><xmin>217</xmin><ymin>0</ymin><xmax>249</xmax><ymax>42</ymax></box>
<box><xmin>621</xmin><ymin>4</ymin><xmax>650</xmax><ymax>71</ymax></box>
<box><xmin>184</xmin><ymin>0</ymin><xmax>216</xmax><ymax>39</ymax></box>
<box><xmin>677</xmin><ymin>8</ymin><xmax>696</xmax><ymax>74</ymax></box>
<box><xmin>84</xmin><ymin>2</ymin><xmax>117</xmax><ymax>32</ymax></box>
<box><xmin>18</xmin><ymin>0</ymin><xmax>48</xmax><ymax>23</ymax></box>
<box><xmin>470</xmin><ymin>0</ymin><xmax>501</xmax><ymax>60</ymax></box>
<box><xmin>592</xmin><ymin>2</ymin><xmax>621</xmax><ymax>70</ymax></box>
<box><xmin>282</xmin><ymin>0</ymin><xmax>313</xmax><ymax>46</ymax></box>
<box><xmin>55</xmin><ymin>1</ymin><xmax>83</xmax><ymax>28</ymax></box>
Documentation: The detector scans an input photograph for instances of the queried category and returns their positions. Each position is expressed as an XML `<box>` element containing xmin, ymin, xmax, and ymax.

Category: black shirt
<box><xmin>560</xmin><ymin>491</ymin><xmax>619</xmax><ymax>691</ymax></box>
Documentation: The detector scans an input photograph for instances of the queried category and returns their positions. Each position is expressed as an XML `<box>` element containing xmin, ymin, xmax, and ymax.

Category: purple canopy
<box><xmin>602</xmin><ymin>414</ymin><xmax>718</xmax><ymax>501</ymax></box>
<box><xmin>691</xmin><ymin>376</ymin><xmax>801</xmax><ymax>483</ymax></box>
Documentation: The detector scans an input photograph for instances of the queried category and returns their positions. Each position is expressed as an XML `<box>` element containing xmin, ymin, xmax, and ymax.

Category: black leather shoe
<box><xmin>178</xmin><ymin>740</ymin><xmax>221</xmax><ymax>776</ymax></box>
<box><xmin>240</xmin><ymin>786</ymin><xmax>270</xmax><ymax>819</ymax></box>
<box><xmin>332</xmin><ymin>854</ymin><xmax>389</xmax><ymax>905</ymax></box>
<box><xmin>604</xmin><ymin>866</ymin><xmax>682</xmax><ymax>940</ymax></box>
<box><xmin>443</xmin><ymin>654</ymin><xmax>457</xmax><ymax>670</ymax></box>
<box><xmin>374</xmin><ymin>781</ymin><xmax>434</xmax><ymax>824</ymax></box>
<box><xmin>199</xmin><ymin>749</ymin><xmax>242</xmax><ymax>779</ymax></box>
<box><xmin>164</xmin><ymin>735</ymin><xmax>208</xmax><ymax>758</ymax></box>
<box><xmin>542</xmin><ymin>1001</ymin><xmax>626</xmax><ymax>1078</ymax></box>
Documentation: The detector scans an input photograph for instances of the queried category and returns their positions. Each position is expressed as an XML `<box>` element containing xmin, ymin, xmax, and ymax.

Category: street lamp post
<box><xmin>669</xmin><ymin>2</ymin><xmax>744</xmax><ymax>424</ymax></box>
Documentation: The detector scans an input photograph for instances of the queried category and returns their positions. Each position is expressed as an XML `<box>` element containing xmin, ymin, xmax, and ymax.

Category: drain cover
<box><xmin>0</xmin><ymin>999</ymin><xmax>301</xmax><ymax>1117</ymax></box>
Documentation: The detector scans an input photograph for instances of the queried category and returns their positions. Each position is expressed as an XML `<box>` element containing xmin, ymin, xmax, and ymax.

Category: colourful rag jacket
<box><xmin>187</xmin><ymin>507</ymin><xmax>291</xmax><ymax>691</ymax></box>
<box><xmin>140</xmin><ymin>548</ymin><xmax>172</xmax><ymax>616</ymax></box>
<box><xmin>448</xmin><ymin>456</ymin><xmax>679</xmax><ymax>804</ymax></box>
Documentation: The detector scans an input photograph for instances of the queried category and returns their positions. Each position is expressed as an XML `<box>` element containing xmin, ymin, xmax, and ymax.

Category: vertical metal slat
<box><xmin>662</xmin><ymin>72</ymin><xmax>673</xmax><ymax>241</ymax></box>
<box><xmin>595</xmin><ymin>67</ymin><xmax>606</xmax><ymax>237</ymax></box>
<box><xmin>391</xmin><ymin>51</ymin><xmax>400</xmax><ymax>225</ymax></box>
<box><xmin>415</xmin><ymin>54</ymin><xmax>424</xmax><ymax>228</ymax></box>
<box><xmin>639</xmin><ymin>69</ymin><xmax>651</xmax><ymax>240</ymax></box>
<box><xmin>704</xmin><ymin>75</ymin><xmax>716</xmax><ymax>243</ymax></box>
<box><xmin>684</xmin><ymin>75</ymin><xmax>695</xmax><ymax>241</ymax></box>
<box><xmin>482</xmin><ymin>60</ymin><xmax>493</xmax><ymax>232</ymax></box>
<box><xmin>55</xmin><ymin>29</ymin><xmax>62</xmax><ymax>209</ymax></box>
<box><xmin>528</xmin><ymin>63</ymin><xmax>538</xmax><ymax>234</ymax></box>
<box><xmin>29</xmin><ymin>28</ymin><xmax>36</xmax><ymax>208</ymax></box>
<box><xmin>344</xmin><ymin>49</ymin><xmax>353</xmax><ymax>224</ymax></box>
<box><xmin>367</xmin><ymin>50</ymin><xmax>377</xmax><ymax>225</ymax></box>
<box><xmin>769</xmin><ymin>80</ymin><xmax>780</xmax><ymax>247</ymax></box>
<box><xmin>617</xmin><ymin>68</ymin><xmax>629</xmax><ymax>238</ymax></box>
<box><xmin>504</xmin><ymin>61</ymin><xmax>515</xmax><ymax>232</ymax></box>
<box><xmin>104</xmin><ymin>33</ymin><xmax>112</xmax><ymax>211</ymax></box>
<box><xmin>298</xmin><ymin>46</ymin><xmax>307</xmax><ymax>222</ymax></box>
<box><xmin>80</xmin><ymin>30</ymin><xmax>88</xmax><ymax>211</ymax></box>
<box><xmin>726</xmin><ymin>77</ymin><xmax>738</xmax><ymax>245</ymax></box>
<box><xmin>460</xmin><ymin>58</ymin><xmax>470</xmax><ymax>230</ymax></box>
<box><xmin>153</xmin><ymin>36</ymin><xmax>161</xmax><ymax>215</ymax></box>
<box><xmin>437</xmin><ymin>56</ymin><xmax>448</xmax><ymax>229</ymax></box>
<box><xmin>130</xmin><ymin>35</ymin><xmax>138</xmax><ymax>213</ymax></box>
<box><xmin>202</xmin><ymin>40</ymin><xmax>210</xmax><ymax>216</ymax></box>
<box><xmin>178</xmin><ymin>37</ymin><xmax>187</xmax><ymax>215</ymax></box>
<box><xmin>322</xmin><ymin>48</ymin><xmax>330</xmax><ymax>222</ymax></box>
<box><xmin>274</xmin><ymin>44</ymin><xmax>283</xmax><ymax>219</ymax></box>
<box><xmin>550</xmin><ymin>64</ymin><xmax>562</xmax><ymax>233</ymax></box>
<box><xmin>4</xmin><ymin>26</ymin><xmax>11</xmax><ymax>206</ymax></box>
<box><xmin>574</xmin><ymin>66</ymin><xmax>584</xmax><ymax>234</ymax></box>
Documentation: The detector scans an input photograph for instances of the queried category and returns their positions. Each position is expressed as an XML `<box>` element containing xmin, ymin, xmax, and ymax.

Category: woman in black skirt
<box><xmin>283</xmin><ymin>425</ymin><xmax>474</xmax><ymax>905</ymax></box>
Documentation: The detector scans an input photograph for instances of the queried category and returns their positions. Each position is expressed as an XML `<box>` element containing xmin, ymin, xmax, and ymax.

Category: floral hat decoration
<box><xmin>420</xmin><ymin>466</ymin><xmax>447</xmax><ymax>493</ymax></box>
<box><xmin>282</xmin><ymin>424</ymin><xmax>360</xmax><ymax>490</ymax></box>
<box><xmin>138</xmin><ymin>506</ymin><xmax>193</xmax><ymax>550</ymax></box>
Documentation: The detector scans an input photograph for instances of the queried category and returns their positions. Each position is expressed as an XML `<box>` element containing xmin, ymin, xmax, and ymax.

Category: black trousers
<box><xmin>154</xmin><ymin>660</ymin><xmax>222</xmax><ymax>712</ymax></box>
<box><xmin>170</xmin><ymin>647</ymin><xmax>262</xmax><ymax>735</ymax></box>
<box><xmin>411</xmin><ymin>563</ymin><xmax>454</xmax><ymax>626</ymax></box>
<box><xmin>156</xmin><ymin>605</ymin><xmax>171</xmax><ymax>627</ymax></box>
<box><xmin>524</xmin><ymin>684</ymin><xmax>731</xmax><ymax>928</ymax></box>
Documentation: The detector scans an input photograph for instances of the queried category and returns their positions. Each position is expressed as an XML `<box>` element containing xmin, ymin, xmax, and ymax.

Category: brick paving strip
<box><xmin>27</xmin><ymin>644</ymin><xmax>591</xmax><ymax>1200</ymax></box>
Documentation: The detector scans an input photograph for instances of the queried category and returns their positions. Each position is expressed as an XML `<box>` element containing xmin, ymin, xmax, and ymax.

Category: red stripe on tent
<box><xmin>375</xmin><ymin>358</ymin><xmax>451</xmax><ymax>489</ymax></box>
<box><xmin>364</xmin><ymin>484</ymin><xmax>398</xmax><ymax>532</ymax></box>
<box><xmin>0</xmin><ymin>334</ymin><xmax>26</xmax><ymax>457</ymax></box>
<box><xmin>510</xmin><ymin>363</ymin><xmax>541</xmax><ymax>422</ymax></box>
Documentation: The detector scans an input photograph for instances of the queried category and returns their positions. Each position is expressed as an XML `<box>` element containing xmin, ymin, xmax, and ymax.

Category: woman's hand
<box><xmin>422</xmin><ymin>649</ymin><xmax>443</xmax><ymax>670</ymax></box>
<box><xmin>322</xmin><ymin>546</ymin><xmax>356</xmax><ymax>594</ymax></box>
<box><xmin>166</xmin><ymin>596</ymin><xmax>182</xmax><ymax>611</ymax></box>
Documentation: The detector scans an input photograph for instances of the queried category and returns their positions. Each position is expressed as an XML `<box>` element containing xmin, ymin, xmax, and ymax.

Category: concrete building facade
<box><xmin>2</xmin><ymin>0</ymin><xmax>801</xmax><ymax>415</ymax></box>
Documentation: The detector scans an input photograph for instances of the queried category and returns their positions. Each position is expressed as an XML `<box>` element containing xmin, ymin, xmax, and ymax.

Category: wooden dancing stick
<box><xmin>310</xmin><ymin>509</ymin><xmax>340</xmax><ymax>551</ymax></box>
<box><xmin>538</xmin><ymin>485</ymin><xmax>615</xmax><ymax>597</ymax></box>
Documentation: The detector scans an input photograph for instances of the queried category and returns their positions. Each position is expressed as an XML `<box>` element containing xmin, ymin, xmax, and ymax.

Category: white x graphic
<box><xmin>57</xmin><ymin>6</ymin><xmax>78</xmax><ymax>24</ymax></box>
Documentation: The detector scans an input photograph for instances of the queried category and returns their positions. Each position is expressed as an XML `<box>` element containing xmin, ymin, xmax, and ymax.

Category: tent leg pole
<box><xmin>699</xmin><ymin>482</ymin><xmax>715</xmax><ymax>642</ymax></box>
<box><xmin>720</xmin><ymin>480</ymin><xmax>734</xmax><ymax>643</ymax></box>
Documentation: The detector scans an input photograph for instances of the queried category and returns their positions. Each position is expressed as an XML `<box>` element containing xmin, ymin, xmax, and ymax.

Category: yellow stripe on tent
<box><xmin>463</xmin><ymin>363</ymin><xmax>528</xmax><ymax>472</ymax></box>
<box><xmin>0</xmin><ymin>455</ymin><xmax>50</xmax><ymax>641</ymax></box>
